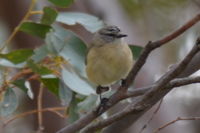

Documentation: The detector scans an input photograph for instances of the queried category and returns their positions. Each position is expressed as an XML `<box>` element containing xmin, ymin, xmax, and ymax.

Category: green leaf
<box><xmin>0</xmin><ymin>59</ymin><xmax>25</xmax><ymax>68</ymax></box>
<box><xmin>12</xmin><ymin>79</ymin><xmax>34</xmax><ymax>99</ymax></box>
<box><xmin>45</xmin><ymin>25</ymin><xmax>95</xmax><ymax>95</ymax></box>
<box><xmin>12</xmin><ymin>79</ymin><xmax>28</xmax><ymax>93</ymax></box>
<box><xmin>0</xmin><ymin>49</ymin><xmax>33</xmax><ymax>64</ymax></box>
<box><xmin>129</xmin><ymin>45</ymin><xmax>143</xmax><ymax>59</ymax></box>
<box><xmin>41</xmin><ymin>7</ymin><xmax>58</xmax><ymax>25</ymax></box>
<box><xmin>78</xmin><ymin>94</ymin><xmax>97</xmax><ymax>114</ymax></box>
<box><xmin>0</xmin><ymin>88</ymin><xmax>18</xmax><ymax>116</ymax></box>
<box><xmin>27</xmin><ymin>60</ymin><xmax>52</xmax><ymax>75</ymax></box>
<box><xmin>31</xmin><ymin>44</ymin><xmax>49</xmax><ymax>63</ymax></box>
<box><xmin>59</xmin><ymin>80</ymin><xmax>73</xmax><ymax>106</ymax></box>
<box><xmin>67</xmin><ymin>94</ymin><xmax>79</xmax><ymax>123</ymax></box>
<box><xmin>62</xmin><ymin>69</ymin><xmax>95</xmax><ymax>96</ymax></box>
<box><xmin>48</xmin><ymin>0</ymin><xmax>74</xmax><ymax>7</ymax></box>
<box><xmin>46</xmin><ymin>25</ymin><xmax>87</xmax><ymax>74</ymax></box>
<box><xmin>19</xmin><ymin>22</ymin><xmax>51</xmax><ymax>38</ymax></box>
<box><xmin>41</xmin><ymin>78</ymin><xmax>59</xmax><ymax>96</ymax></box>
<box><xmin>56</xmin><ymin>12</ymin><xmax>104</xmax><ymax>32</ymax></box>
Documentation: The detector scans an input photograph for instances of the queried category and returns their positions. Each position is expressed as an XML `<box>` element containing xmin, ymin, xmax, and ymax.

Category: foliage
<box><xmin>0</xmin><ymin>0</ymin><xmax>143</xmax><ymax>126</ymax></box>
<box><xmin>19</xmin><ymin>22</ymin><xmax>51</xmax><ymax>38</ymax></box>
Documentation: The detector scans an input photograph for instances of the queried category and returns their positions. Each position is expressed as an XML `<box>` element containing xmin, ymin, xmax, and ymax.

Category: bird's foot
<box><xmin>96</xmin><ymin>97</ymin><xmax>109</xmax><ymax>115</ymax></box>
<box><xmin>95</xmin><ymin>86</ymin><xmax>110</xmax><ymax>115</ymax></box>
<box><xmin>121</xmin><ymin>79</ymin><xmax>127</xmax><ymax>87</ymax></box>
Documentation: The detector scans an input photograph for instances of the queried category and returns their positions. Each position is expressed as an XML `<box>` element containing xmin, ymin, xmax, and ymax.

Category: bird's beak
<box><xmin>116</xmin><ymin>34</ymin><xmax>127</xmax><ymax>38</ymax></box>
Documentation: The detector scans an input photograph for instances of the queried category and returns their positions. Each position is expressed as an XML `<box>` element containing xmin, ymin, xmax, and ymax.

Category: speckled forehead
<box><xmin>98</xmin><ymin>26</ymin><xmax>121</xmax><ymax>34</ymax></box>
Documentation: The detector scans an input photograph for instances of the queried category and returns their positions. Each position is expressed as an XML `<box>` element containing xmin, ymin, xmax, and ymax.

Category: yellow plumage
<box><xmin>86</xmin><ymin>41</ymin><xmax>133</xmax><ymax>86</ymax></box>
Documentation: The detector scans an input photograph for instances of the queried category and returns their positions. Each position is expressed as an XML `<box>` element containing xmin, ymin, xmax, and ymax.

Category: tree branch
<box><xmin>56</xmin><ymin>13</ymin><xmax>200</xmax><ymax>133</ymax></box>
<box><xmin>82</xmin><ymin>76</ymin><xmax>200</xmax><ymax>133</ymax></box>
<box><xmin>124</xmin><ymin>13</ymin><xmax>200</xmax><ymax>88</ymax></box>
<box><xmin>81</xmin><ymin>37</ymin><xmax>200</xmax><ymax>133</ymax></box>
<box><xmin>126</xmin><ymin>76</ymin><xmax>200</xmax><ymax>98</ymax></box>
<box><xmin>101</xmin><ymin>13</ymin><xmax>200</xmax><ymax>133</ymax></box>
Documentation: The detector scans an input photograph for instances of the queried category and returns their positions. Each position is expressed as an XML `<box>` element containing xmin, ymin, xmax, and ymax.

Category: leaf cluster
<box><xmin>0</xmin><ymin>0</ymin><xmax>143</xmax><ymax>125</ymax></box>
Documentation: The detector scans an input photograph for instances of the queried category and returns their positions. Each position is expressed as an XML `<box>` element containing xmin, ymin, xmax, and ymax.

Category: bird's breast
<box><xmin>86</xmin><ymin>43</ymin><xmax>133</xmax><ymax>86</ymax></box>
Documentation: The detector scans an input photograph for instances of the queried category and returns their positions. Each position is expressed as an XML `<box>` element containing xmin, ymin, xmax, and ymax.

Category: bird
<box><xmin>85</xmin><ymin>25</ymin><xmax>134</xmax><ymax>101</ymax></box>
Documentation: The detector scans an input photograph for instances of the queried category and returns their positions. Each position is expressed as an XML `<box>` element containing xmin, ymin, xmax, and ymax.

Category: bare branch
<box><xmin>153</xmin><ymin>116</ymin><xmax>200</xmax><ymax>133</ymax></box>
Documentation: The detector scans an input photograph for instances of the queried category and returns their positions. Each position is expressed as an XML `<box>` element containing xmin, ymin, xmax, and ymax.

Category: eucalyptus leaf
<box><xmin>129</xmin><ymin>45</ymin><xmax>143</xmax><ymax>59</ymax></box>
<box><xmin>41</xmin><ymin>78</ymin><xmax>59</xmax><ymax>96</ymax></box>
<box><xmin>59</xmin><ymin>80</ymin><xmax>73</xmax><ymax>106</ymax></box>
<box><xmin>46</xmin><ymin>25</ymin><xmax>95</xmax><ymax>95</ymax></box>
<box><xmin>67</xmin><ymin>94</ymin><xmax>79</xmax><ymax>123</ymax></box>
<box><xmin>13</xmin><ymin>79</ymin><xmax>34</xmax><ymax>99</ymax></box>
<box><xmin>0</xmin><ymin>59</ymin><xmax>25</xmax><ymax>68</ymax></box>
<box><xmin>0</xmin><ymin>88</ymin><xmax>18</xmax><ymax>116</ymax></box>
<box><xmin>62</xmin><ymin>68</ymin><xmax>95</xmax><ymax>96</ymax></box>
<box><xmin>12</xmin><ymin>79</ymin><xmax>28</xmax><ymax>93</ymax></box>
<box><xmin>78</xmin><ymin>94</ymin><xmax>97</xmax><ymax>114</ymax></box>
<box><xmin>19</xmin><ymin>22</ymin><xmax>51</xmax><ymax>38</ymax></box>
<box><xmin>46</xmin><ymin>25</ymin><xmax>87</xmax><ymax>74</ymax></box>
<box><xmin>41</xmin><ymin>74</ymin><xmax>56</xmax><ymax>78</ymax></box>
<box><xmin>27</xmin><ymin>60</ymin><xmax>52</xmax><ymax>75</ymax></box>
<box><xmin>0</xmin><ymin>49</ymin><xmax>33</xmax><ymax>64</ymax></box>
<box><xmin>41</xmin><ymin>7</ymin><xmax>58</xmax><ymax>25</ymax></box>
<box><xmin>48</xmin><ymin>0</ymin><xmax>74</xmax><ymax>7</ymax></box>
<box><xmin>31</xmin><ymin>44</ymin><xmax>49</xmax><ymax>63</ymax></box>
<box><xmin>56</xmin><ymin>12</ymin><xmax>104</xmax><ymax>33</ymax></box>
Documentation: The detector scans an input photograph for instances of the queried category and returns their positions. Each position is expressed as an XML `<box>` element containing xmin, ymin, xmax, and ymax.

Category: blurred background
<box><xmin>1</xmin><ymin>0</ymin><xmax>200</xmax><ymax>133</ymax></box>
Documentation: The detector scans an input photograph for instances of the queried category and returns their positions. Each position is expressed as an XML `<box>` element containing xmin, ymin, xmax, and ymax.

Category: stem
<box><xmin>37</xmin><ymin>84</ymin><xmax>44</xmax><ymax>132</ymax></box>
<box><xmin>0</xmin><ymin>0</ymin><xmax>37</xmax><ymax>52</ymax></box>
<box><xmin>3</xmin><ymin>107</ymin><xmax>66</xmax><ymax>127</ymax></box>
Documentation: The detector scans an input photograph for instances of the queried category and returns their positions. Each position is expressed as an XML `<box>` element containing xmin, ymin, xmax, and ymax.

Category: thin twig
<box><xmin>30</xmin><ymin>10</ymin><xmax>43</xmax><ymax>15</ymax></box>
<box><xmin>37</xmin><ymin>84</ymin><xmax>44</xmax><ymax>132</ymax></box>
<box><xmin>139</xmin><ymin>99</ymin><xmax>163</xmax><ymax>133</ymax></box>
<box><xmin>27</xmin><ymin>74</ymin><xmax>40</xmax><ymax>81</ymax></box>
<box><xmin>56</xmin><ymin>13</ymin><xmax>200</xmax><ymax>133</ymax></box>
<box><xmin>3</xmin><ymin>107</ymin><xmax>66</xmax><ymax>126</ymax></box>
<box><xmin>0</xmin><ymin>69</ymin><xmax>33</xmax><ymax>95</ymax></box>
<box><xmin>0</xmin><ymin>0</ymin><xmax>37</xmax><ymax>51</ymax></box>
<box><xmin>153</xmin><ymin>116</ymin><xmax>200</xmax><ymax>133</ymax></box>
